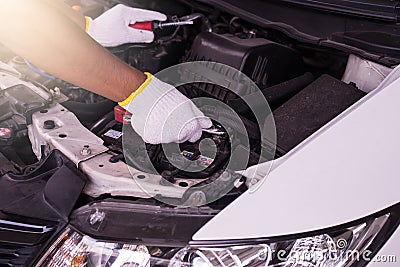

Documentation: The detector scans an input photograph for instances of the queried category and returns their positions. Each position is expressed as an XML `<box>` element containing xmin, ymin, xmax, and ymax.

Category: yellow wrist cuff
<box><xmin>85</xmin><ymin>16</ymin><xmax>91</xmax><ymax>33</ymax></box>
<box><xmin>118</xmin><ymin>72</ymin><xmax>152</xmax><ymax>107</ymax></box>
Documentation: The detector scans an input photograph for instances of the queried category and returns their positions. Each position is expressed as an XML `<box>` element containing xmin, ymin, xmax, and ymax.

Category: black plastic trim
<box><xmin>0</xmin><ymin>150</ymin><xmax>87</xmax><ymax>221</ymax></box>
<box><xmin>0</xmin><ymin>149</ymin><xmax>87</xmax><ymax>266</ymax></box>
<box><xmin>0</xmin><ymin>212</ymin><xmax>62</xmax><ymax>267</ymax></box>
<box><xmin>70</xmin><ymin>199</ymin><xmax>219</xmax><ymax>247</ymax></box>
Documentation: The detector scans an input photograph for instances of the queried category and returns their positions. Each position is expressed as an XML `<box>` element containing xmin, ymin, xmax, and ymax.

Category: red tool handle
<box><xmin>129</xmin><ymin>21</ymin><xmax>153</xmax><ymax>31</ymax></box>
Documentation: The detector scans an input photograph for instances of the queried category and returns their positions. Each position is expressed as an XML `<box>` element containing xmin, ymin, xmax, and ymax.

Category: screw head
<box><xmin>43</xmin><ymin>120</ymin><xmax>55</xmax><ymax>130</ymax></box>
<box><xmin>80</xmin><ymin>145</ymin><xmax>92</xmax><ymax>156</ymax></box>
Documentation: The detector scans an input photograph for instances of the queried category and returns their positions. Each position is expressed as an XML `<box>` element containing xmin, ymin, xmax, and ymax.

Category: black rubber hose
<box><xmin>228</xmin><ymin>72</ymin><xmax>314</xmax><ymax>113</ymax></box>
<box><xmin>90</xmin><ymin>110</ymin><xmax>115</xmax><ymax>135</ymax></box>
<box><xmin>61</xmin><ymin>99</ymin><xmax>116</xmax><ymax>123</ymax></box>
<box><xmin>201</xmin><ymin>105</ymin><xmax>261</xmax><ymax>140</ymax></box>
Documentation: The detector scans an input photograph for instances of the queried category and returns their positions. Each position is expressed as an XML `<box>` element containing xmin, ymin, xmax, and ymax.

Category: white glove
<box><xmin>86</xmin><ymin>4</ymin><xmax>167</xmax><ymax>47</ymax></box>
<box><xmin>120</xmin><ymin>73</ymin><xmax>212</xmax><ymax>144</ymax></box>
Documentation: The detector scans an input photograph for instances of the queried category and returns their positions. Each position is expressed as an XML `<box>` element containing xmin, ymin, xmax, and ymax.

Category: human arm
<box><xmin>0</xmin><ymin>0</ymin><xmax>211</xmax><ymax>143</ymax></box>
<box><xmin>0</xmin><ymin>0</ymin><xmax>144</xmax><ymax>102</ymax></box>
<box><xmin>42</xmin><ymin>0</ymin><xmax>86</xmax><ymax>30</ymax></box>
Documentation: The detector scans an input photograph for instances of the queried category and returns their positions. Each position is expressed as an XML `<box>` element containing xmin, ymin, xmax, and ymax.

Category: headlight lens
<box><xmin>36</xmin><ymin>206</ymin><xmax>399</xmax><ymax>267</ymax></box>
<box><xmin>170</xmin><ymin>244</ymin><xmax>272</xmax><ymax>267</ymax></box>
<box><xmin>171</xmin><ymin>213</ymin><xmax>387</xmax><ymax>267</ymax></box>
<box><xmin>37</xmin><ymin>228</ymin><xmax>151</xmax><ymax>267</ymax></box>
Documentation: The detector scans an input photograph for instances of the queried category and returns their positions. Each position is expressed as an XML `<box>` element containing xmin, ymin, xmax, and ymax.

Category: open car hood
<box><xmin>275</xmin><ymin>0</ymin><xmax>400</xmax><ymax>22</ymax></box>
<box><xmin>194</xmin><ymin>0</ymin><xmax>400</xmax><ymax>66</ymax></box>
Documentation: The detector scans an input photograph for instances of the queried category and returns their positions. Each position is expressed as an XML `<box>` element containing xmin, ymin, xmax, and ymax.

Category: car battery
<box><xmin>100</xmin><ymin>106</ymin><xmax>129</xmax><ymax>150</ymax></box>
<box><xmin>264</xmin><ymin>74</ymin><xmax>366</xmax><ymax>157</ymax></box>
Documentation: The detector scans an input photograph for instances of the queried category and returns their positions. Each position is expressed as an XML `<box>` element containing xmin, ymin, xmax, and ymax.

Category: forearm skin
<box><xmin>42</xmin><ymin>0</ymin><xmax>86</xmax><ymax>30</ymax></box>
<box><xmin>0</xmin><ymin>0</ymin><xmax>145</xmax><ymax>102</ymax></box>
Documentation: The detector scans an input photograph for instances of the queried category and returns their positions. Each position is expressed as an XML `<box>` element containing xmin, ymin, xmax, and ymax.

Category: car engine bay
<box><xmin>0</xmin><ymin>0</ymin><xmax>397</xmax><ymax>246</ymax></box>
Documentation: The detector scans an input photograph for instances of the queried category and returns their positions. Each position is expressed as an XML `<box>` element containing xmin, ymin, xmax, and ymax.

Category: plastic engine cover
<box><xmin>183</xmin><ymin>32</ymin><xmax>304</xmax><ymax>102</ymax></box>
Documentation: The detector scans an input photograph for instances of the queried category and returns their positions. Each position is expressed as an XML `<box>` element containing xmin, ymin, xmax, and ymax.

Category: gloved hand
<box><xmin>119</xmin><ymin>73</ymin><xmax>212</xmax><ymax>144</ymax></box>
<box><xmin>85</xmin><ymin>4</ymin><xmax>166</xmax><ymax>47</ymax></box>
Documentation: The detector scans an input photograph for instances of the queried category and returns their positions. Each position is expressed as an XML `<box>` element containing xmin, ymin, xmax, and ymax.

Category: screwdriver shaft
<box><xmin>157</xmin><ymin>21</ymin><xmax>194</xmax><ymax>29</ymax></box>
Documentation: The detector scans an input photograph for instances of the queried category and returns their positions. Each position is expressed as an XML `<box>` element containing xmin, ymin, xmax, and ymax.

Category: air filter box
<box><xmin>183</xmin><ymin>32</ymin><xmax>304</xmax><ymax>102</ymax></box>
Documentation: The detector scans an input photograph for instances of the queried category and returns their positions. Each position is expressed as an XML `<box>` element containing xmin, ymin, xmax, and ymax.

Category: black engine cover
<box><xmin>183</xmin><ymin>32</ymin><xmax>304</xmax><ymax>102</ymax></box>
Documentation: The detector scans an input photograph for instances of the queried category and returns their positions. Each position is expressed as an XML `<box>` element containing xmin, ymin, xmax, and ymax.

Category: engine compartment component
<box><xmin>29</xmin><ymin>103</ymin><xmax>109</xmax><ymax>164</ymax></box>
<box><xmin>0</xmin><ymin>63</ymin><xmax>67</xmax><ymax>166</ymax></box>
<box><xmin>0</xmin><ymin>84</ymin><xmax>48</xmax><ymax>147</ymax></box>
<box><xmin>0</xmin><ymin>84</ymin><xmax>48</xmax><ymax>119</ymax></box>
<box><xmin>109</xmin><ymin>38</ymin><xmax>187</xmax><ymax>74</ymax></box>
<box><xmin>182</xmin><ymin>32</ymin><xmax>305</xmax><ymax>102</ymax></box>
<box><xmin>0</xmin><ymin>1</ymin><xmax>399</xmax><ymax>265</ymax></box>
<box><xmin>127</xmin><ymin>121</ymin><xmax>231</xmax><ymax>181</ymax></box>
<box><xmin>227</xmin><ymin>72</ymin><xmax>315</xmax><ymax>112</ymax></box>
<box><xmin>0</xmin><ymin>65</ymin><xmax>53</xmax><ymax>126</ymax></box>
<box><xmin>0</xmin><ymin>150</ymin><xmax>86</xmax><ymax>220</ymax></box>
<box><xmin>28</xmin><ymin>103</ymin><xmax>217</xmax><ymax>201</ymax></box>
<box><xmin>267</xmin><ymin>74</ymin><xmax>366</xmax><ymax>156</ymax></box>
<box><xmin>342</xmin><ymin>54</ymin><xmax>393</xmax><ymax>93</ymax></box>
<box><xmin>0</xmin><ymin>0</ymin><xmax>386</xmax><ymax>210</ymax></box>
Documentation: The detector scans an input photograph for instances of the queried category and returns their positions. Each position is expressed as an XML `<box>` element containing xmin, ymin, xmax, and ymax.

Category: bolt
<box><xmin>52</xmin><ymin>87</ymin><xmax>61</xmax><ymax>98</ymax></box>
<box><xmin>80</xmin><ymin>145</ymin><xmax>92</xmax><ymax>156</ymax></box>
<box><xmin>123</xmin><ymin>114</ymin><xmax>132</xmax><ymax>123</ymax></box>
<box><xmin>43</xmin><ymin>120</ymin><xmax>55</xmax><ymax>130</ymax></box>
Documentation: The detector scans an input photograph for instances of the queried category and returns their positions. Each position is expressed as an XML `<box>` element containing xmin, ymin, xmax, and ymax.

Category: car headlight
<box><xmin>171</xmin><ymin>211</ymin><xmax>393</xmax><ymax>267</ymax></box>
<box><xmin>36</xmin><ymin>204</ymin><xmax>399</xmax><ymax>267</ymax></box>
<box><xmin>35</xmin><ymin>228</ymin><xmax>153</xmax><ymax>267</ymax></box>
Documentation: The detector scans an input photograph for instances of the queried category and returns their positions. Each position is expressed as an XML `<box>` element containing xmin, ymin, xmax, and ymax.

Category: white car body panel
<box><xmin>193</xmin><ymin>67</ymin><xmax>400</xmax><ymax>241</ymax></box>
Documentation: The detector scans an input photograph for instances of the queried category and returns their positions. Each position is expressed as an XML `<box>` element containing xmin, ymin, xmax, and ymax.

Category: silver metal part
<box><xmin>0</xmin><ymin>61</ymin><xmax>22</xmax><ymax>78</ymax></box>
<box><xmin>80</xmin><ymin>145</ymin><xmax>92</xmax><ymax>156</ymax></box>
<box><xmin>0</xmin><ymin>60</ymin><xmax>207</xmax><ymax>200</ymax></box>
<box><xmin>29</xmin><ymin>103</ymin><xmax>193</xmax><ymax>199</ymax></box>
<box><xmin>0</xmin><ymin>61</ymin><xmax>68</xmax><ymax>103</ymax></box>
<box><xmin>81</xmin><ymin>152</ymin><xmax>188</xmax><ymax>198</ymax></box>
<box><xmin>179</xmin><ymin>13</ymin><xmax>212</xmax><ymax>32</ymax></box>
<box><xmin>202</xmin><ymin>127</ymin><xmax>226</xmax><ymax>136</ymax></box>
<box><xmin>158</xmin><ymin>20</ymin><xmax>194</xmax><ymax>29</ymax></box>
<box><xmin>29</xmin><ymin>104</ymin><xmax>108</xmax><ymax>165</ymax></box>
<box><xmin>0</xmin><ymin>62</ymin><xmax>50</xmax><ymax>101</ymax></box>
